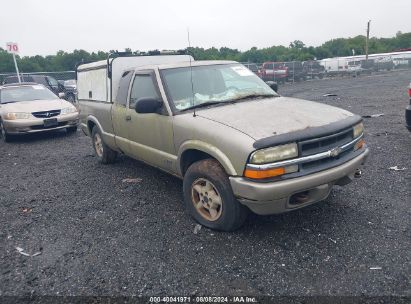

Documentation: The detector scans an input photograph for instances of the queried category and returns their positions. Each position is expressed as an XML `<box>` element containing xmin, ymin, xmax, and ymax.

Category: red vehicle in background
<box><xmin>258</xmin><ymin>62</ymin><xmax>288</xmax><ymax>83</ymax></box>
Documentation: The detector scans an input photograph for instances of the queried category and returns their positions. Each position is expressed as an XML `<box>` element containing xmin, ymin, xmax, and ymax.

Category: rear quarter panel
<box><xmin>79</xmin><ymin>100</ymin><xmax>117</xmax><ymax>149</ymax></box>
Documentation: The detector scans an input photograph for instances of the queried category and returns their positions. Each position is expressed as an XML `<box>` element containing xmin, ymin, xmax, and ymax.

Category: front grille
<box><xmin>32</xmin><ymin>109</ymin><xmax>61</xmax><ymax>118</ymax></box>
<box><xmin>300</xmin><ymin>149</ymin><xmax>352</xmax><ymax>171</ymax></box>
<box><xmin>299</xmin><ymin>128</ymin><xmax>353</xmax><ymax>156</ymax></box>
<box><xmin>298</xmin><ymin>127</ymin><xmax>355</xmax><ymax>174</ymax></box>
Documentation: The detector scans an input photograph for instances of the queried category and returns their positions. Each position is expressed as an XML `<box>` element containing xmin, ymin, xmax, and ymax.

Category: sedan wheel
<box><xmin>0</xmin><ymin>122</ymin><xmax>11</xmax><ymax>142</ymax></box>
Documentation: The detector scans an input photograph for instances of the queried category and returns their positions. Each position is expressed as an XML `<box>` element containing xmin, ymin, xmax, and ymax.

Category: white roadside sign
<box><xmin>6</xmin><ymin>42</ymin><xmax>19</xmax><ymax>54</ymax></box>
<box><xmin>6</xmin><ymin>42</ymin><xmax>21</xmax><ymax>83</ymax></box>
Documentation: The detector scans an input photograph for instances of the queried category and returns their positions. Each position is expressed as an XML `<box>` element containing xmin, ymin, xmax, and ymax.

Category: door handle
<box><xmin>125</xmin><ymin>115</ymin><xmax>131</xmax><ymax>121</ymax></box>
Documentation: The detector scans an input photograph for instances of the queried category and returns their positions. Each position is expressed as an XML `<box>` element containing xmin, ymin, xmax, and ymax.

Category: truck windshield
<box><xmin>0</xmin><ymin>85</ymin><xmax>57</xmax><ymax>104</ymax></box>
<box><xmin>161</xmin><ymin>64</ymin><xmax>277</xmax><ymax>111</ymax></box>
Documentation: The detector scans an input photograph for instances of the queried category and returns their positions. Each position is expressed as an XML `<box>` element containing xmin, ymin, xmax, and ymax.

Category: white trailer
<box><xmin>76</xmin><ymin>53</ymin><xmax>193</xmax><ymax>147</ymax></box>
<box><xmin>319</xmin><ymin>57</ymin><xmax>349</xmax><ymax>75</ymax></box>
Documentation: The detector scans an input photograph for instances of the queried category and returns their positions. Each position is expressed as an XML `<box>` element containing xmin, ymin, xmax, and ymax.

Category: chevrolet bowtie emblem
<box><xmin>330</xmin><ymin>147</ymin><xmax>342</xmax><ymax>157</ymax></box>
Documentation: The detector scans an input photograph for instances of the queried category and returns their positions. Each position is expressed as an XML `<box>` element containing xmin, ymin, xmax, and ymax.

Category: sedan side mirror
<box><xmin>265</xmin><ymin>81</ymin><xmax>278</xmax><ymax>93</ymax></box>
<box><xmin>135</xmin><ymin>97</ymin><xmax>162</xmax><ymax>114</ymax></box>
<box><xmin>58</xmin><ymin>92</ymin><xmax>65</xmax><ymax>99</ymax></box>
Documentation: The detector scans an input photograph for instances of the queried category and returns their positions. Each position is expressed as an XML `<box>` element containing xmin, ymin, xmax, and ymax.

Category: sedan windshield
<box><xmin>0</xmin><ymin>85</ymin><xmax>57</xmax><ymax>104</ymax></box>
<box><xmin>161</xmin><ymin>64</ymin><xmax>278</xmax><ymax>111</ymax></box>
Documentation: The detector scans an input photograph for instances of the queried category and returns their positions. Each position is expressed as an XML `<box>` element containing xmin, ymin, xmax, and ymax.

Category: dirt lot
<box><xmin>0</xmin><ymin>70</ymin><xmax>410</xmax><ymax>298</ymax></box>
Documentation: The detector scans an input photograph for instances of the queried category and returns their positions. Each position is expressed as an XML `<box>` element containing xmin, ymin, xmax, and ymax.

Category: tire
<box><xmin>183</xmin><ymin>159</ymin><xmax>249</xmax><ymax>231</ymax></box>
<box><xmin>91</xmin><ymin>126</ymin><xmax>117</xmax><ymax>164</ymax></box>
<box><xmin>0</xmin><ymin>121</ymin><xmax>13</xmax><ymax>143</ymax></box>
<box><xmin>66</xmin><ymin>126</ymin><xmax>77</xmax><ymax>133</ymax></box>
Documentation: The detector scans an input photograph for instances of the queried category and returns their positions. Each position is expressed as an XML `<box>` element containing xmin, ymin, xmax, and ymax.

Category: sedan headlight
<box><xmin>353</xmin><ymin>122</ymin><xmax>364</xmax><ymax>138</ymax></box>
<box><xmin>61</xmin><ymin>106</ymin><xmax>77</xmax><ymax>115</ymax></box>
<box><xmin>4</xmin><ymin>112</ymin><xmax>31</xmax><ymax>120</ymax></box>
<box><xmin>249</xmin><ymin>143</ymin><xmax>298</xmax><ymax>164</ymax></box>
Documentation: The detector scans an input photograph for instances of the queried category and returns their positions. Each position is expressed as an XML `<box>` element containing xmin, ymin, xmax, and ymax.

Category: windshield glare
<box><xmin>161</xmin><ymin>64</ymin><xmax>277</xmax><ymax>111</ymax></box>
<box><xmin>0</xmin><ymin>85</ymin><xmax>58</xmax><ymax>104</ymax></box>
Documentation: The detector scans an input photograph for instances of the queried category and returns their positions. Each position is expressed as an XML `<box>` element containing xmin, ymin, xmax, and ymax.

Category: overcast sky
<box><xmin>1</xmin><ymin>0</ymin><xmax>410</xmax><ymax>56</ymax></box>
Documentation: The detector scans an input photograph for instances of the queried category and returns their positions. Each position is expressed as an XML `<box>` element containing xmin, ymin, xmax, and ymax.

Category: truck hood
<box><xmin>0</xmin><ymin>99</ymin><xmax>72</xmax><ymax>113</ymax></box>
<box><xmin>195</xmin><ymin>97</ymin><xmax>355</xmax><ymax>140</ymax></box>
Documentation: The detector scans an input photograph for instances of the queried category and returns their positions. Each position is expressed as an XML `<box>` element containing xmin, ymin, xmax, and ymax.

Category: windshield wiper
<box><xmin>179</xmin><ymin>94</ymin><xmax>277</xmax><ymax>112</ymax></box>
<box><xmin>180</xmin><ymin>101</ymin><xmax>227</xmax><ymax>112</ymax></box>
<box><xmin>225</xmin><ymin>93</ymin><xmax>277</xmax><ymax>103</ymax></box>
<box><xmin>1</xmin><ymin>101</ymin><xmax>17</xmax><ymax>104</ymax></box>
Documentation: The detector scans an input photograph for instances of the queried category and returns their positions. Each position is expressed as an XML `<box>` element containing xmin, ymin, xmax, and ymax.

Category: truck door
<box><xmin>124</xmin><ymin>70</ymin><xmax>176</xmax><ymax>172</ymax></box>
<box><xmin>112</xmin><ymin>70</ymin><xmax>134</xmax><ymax>154</ymax></box>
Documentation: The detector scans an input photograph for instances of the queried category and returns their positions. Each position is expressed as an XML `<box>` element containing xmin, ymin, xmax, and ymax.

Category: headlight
<box><xmin>249</xmin><ymin>143</ymin><xmax>298</xmax><ymax>164</ymax></box>
<box><xmin>4</xmin><ymin>112</ymin><xmax>31</xmax><ymax>120</ymax></box>
<box><xmin>61</xmin><ymin>107</ymin><xmax>77</xmax><ymax>115</ymax></box>
<box><xmin>353</xmin><ymin>122</ymin><xmax>364</xmax><ymax>138</ymax></box>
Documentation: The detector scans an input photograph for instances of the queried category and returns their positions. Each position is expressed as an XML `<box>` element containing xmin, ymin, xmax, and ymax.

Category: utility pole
<box><xmin>365</xmin><ymin>20</ymin><xmax>371</xmax><ymax>61</ymax></box>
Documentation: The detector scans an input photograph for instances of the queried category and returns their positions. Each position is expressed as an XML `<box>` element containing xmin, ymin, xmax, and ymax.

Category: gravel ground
<box><xmin>0</xmin><ymin>70</ymin><xmax>410</xmax><ymax>298</ymax></box>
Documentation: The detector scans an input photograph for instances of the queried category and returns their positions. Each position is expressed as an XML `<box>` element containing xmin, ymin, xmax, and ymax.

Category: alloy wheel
<box><xmin>94</xmin><ymin>133</ymin><xmax>103</xmax><ymax>157</ymax></box>
<box><xmin>191</xmin><ymin>178</ymin><xmax>223</xmax><ymax>221</ymax></box>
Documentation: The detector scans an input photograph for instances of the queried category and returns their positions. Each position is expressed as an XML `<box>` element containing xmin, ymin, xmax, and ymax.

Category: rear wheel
<box><xmin>183</xmin><ymin>159</ymin><xmax>249</xmax><ymax>231</ymax></box>
<box><xmin>0</xmin><ymin>121</ymin><xmax>12</xmax><ymax>143</ymax></box>
<box><xmin>91</xmin><ymin>126</ymin><xmax>117</xmax><ymax>164</ymax></box>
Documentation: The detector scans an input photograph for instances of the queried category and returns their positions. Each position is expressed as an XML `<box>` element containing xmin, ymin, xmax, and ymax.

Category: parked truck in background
<box><xmin>258</xmin><ymin>62</ymin><xmax>288</xmax><ymax>83</ymax></box>
<box><xmin>303</xmin><ymin>61</ymin><xmax>325</xmax><ymax>79</ymax></box>
<box><xmin>283</xmin><ymin>61</ymin><xmax>306</xmax><ymax>81</ymax></box>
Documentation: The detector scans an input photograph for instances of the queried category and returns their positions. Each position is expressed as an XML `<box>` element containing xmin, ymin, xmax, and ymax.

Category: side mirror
<box><xmin>266</xmin><ymin>81</ymin><xmax>278</xmax><ymax>93</ymax></box>
<box><xmin>58</xmin><ymin>92</ymin><xmax>65</xmax><ymax>99</ymax></box>
<box><xmin>135</xmin><ymin>97</ymin><xmax>162</xmax><ymax>114</ymax></box>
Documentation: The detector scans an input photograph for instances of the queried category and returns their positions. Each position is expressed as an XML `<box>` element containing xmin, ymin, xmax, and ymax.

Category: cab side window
<box><xmin>116</xmin><ymin>70</ymin><xmax>134</xmax><ymax>106</ymax></box>
<box><xmin>129</xmin><ymin>74</ymin><xmax>161</xmax><ymax>109</ymax></box>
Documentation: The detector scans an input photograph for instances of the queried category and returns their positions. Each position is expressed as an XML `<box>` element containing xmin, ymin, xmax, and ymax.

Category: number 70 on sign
<box><xmin>6</xmin><ymin>42</ymin><xmax>19</xmax><ymax>54</ymax></box>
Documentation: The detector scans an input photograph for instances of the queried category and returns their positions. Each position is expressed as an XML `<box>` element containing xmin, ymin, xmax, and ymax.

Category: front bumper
<box><xmin>406</xmin><ymin>104</ymin><xmax>411</xmax><ymax>131</ymax></box>
<box><xmin>230</xmin><ymin>148</ymin><xmax>369</xmax><ymax>215</ymax></box>
<box><xmin>3</xmin><ymin>113</ymin><xmax>79</xmax><ymax>135</ymax></box>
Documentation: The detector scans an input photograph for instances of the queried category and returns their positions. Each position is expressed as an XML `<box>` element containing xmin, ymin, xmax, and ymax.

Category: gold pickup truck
<box><xmin>77</xmin><ymin>54</ymin><xmax>369</xmax><ymax>231</ymax></box>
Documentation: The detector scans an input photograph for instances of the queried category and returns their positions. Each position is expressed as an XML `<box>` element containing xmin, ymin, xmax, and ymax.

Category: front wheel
<box><xmin>183</xmin><ymin>159</ymin><xmax>249</xmax><ymax>231</ymax></box>
<box><xmin>91</xmin><ymin>126</ymin><xmax>117</xmax><ymax>164</ymax></box>
<box><xmin>0</xmin><ymin>121</ymin><xmax>12</xmax><ymax>142</ymax></box>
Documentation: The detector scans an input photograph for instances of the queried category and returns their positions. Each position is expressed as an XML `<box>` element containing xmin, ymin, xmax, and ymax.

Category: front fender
<box><xmin>177</xmin><ymin>140</ymin><xmax>237</xmax><ymax>176</ymax></box>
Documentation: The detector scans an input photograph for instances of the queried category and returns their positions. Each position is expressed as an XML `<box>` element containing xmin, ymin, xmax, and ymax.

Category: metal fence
<box><xmin>1</xmin><ymin>56</ymin><xmax>410</xmax><ymax>87</ymax></box>
<box><xmin>245</xmin><ymin>57</ymin><xmax>411</xmax><ymax>83</ymax></box>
